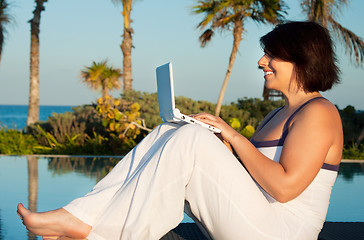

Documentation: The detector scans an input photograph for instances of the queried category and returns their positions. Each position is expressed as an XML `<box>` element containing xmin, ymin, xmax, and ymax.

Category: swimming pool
<box><xmin>0</xmin><ymin>156</ymin><xmax>363</xmax><ymax>240</ymax></box>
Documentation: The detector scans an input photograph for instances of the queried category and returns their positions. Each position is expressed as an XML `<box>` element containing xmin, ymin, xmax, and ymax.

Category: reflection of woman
<box><xmin>17</xmin><ymin>21</ymin><xmax>343</xmax><ymax>240</ymax></box>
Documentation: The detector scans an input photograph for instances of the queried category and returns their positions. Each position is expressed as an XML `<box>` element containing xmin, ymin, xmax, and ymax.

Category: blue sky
<box><xmin>0</xmin><ymin>0</ymin><xmax>363</xmax><ymax>110</ymax></box>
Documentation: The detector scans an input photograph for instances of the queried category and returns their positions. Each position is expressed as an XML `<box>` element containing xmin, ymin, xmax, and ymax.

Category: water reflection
<box><xmin>3</xmin><ymin>157</ymin><xmax>362</xmax><ymax>240</ymax></box>
<box><xmin>0</xmin><ymin>210</ymin><xmax>3</xmax><ymax>240</ymax></box>
<box><xmin>20</xmin><ymin>156</ymin><xmax>122</xmax><ymax>240</ymax></box>
<box><xmin>45</xmin><ymin>158</ymin><xmax>363</xmax><ymax>183</ymax></box>
<box><xmin>27</xmin><ymin>156</ymin><xmax>38</xmax><ymax>240</ymax></box>
<box><xmin>338</xmin><ymin>162</ymin><xmax>364</xmax><ymax>181</ymax></box>
<box><xmin>46</xmin><ymin>157</ymin><xmax>122</xmax><ymax>182</ymax></box>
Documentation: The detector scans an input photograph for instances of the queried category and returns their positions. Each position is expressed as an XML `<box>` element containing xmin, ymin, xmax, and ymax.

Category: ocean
<box><xmin>0</xmin><ymin>105</ymin><xmax>75</xmax><ymax>130</ymax></box>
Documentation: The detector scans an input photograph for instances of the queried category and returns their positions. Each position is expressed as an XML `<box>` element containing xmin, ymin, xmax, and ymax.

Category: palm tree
<box><xmin>112</xmin><ymin>0</ymin><xmax>134</xmax><ymax>93</ymax></box>
<box><xmin>27</xmin><ymin>0</ymin><xmax>48</xmax><ymax>126</ymax></box>
<box><xmin>80</xmin><ymin>60</ymin><xmax>122</xmax><ymax>99</ymax></box>
<box><xmin>27</xmin><ymin>155</ymin><xmax>38</xmax><ymax>240</ymax></box>
<box><xmin>301</xmin><ymin>0</ymin><xmax>364</xmax><ymax>65</ymax></box>
<box><xmin>194</xmin><ymin>0</ymin><xmax>286</xmax><ymax>116</ymax></box>
<box><xmin>0</xmin><ymin>0</ymin><xmax>13</xmax><ymax>65</ymax></box>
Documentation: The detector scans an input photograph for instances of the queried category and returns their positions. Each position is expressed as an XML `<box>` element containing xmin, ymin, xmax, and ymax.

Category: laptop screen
<box><xmin>156</xmin><ymin>62</ymin><xmax>176</xmax><ymax>122</ymax></box>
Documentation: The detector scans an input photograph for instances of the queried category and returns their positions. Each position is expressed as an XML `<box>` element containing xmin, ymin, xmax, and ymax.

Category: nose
<box><xmin>258</xmin><ymin>55</ymin><xmax>268</xmax><ymax>68</ymax></box>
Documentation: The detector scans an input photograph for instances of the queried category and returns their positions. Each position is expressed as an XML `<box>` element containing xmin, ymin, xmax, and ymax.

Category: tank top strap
<box><xmin>281</xmin><ymin>97</ymin><xmax>326</xmax><ymax>140</ymax></box>
<box><xmin>258</xmin><ymin>107</ymin><xmax>284</xmax><ymax>131</ymax></box>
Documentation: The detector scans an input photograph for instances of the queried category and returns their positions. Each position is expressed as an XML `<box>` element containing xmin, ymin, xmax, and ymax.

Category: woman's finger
<box><xmin>193</xmin><ymin>112</ymin><xmax>216</xmax><ymax>121</ymax></box>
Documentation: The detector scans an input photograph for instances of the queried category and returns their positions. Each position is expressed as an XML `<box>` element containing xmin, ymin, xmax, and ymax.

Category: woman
<box><xmin>17</xmin><ymin>21</ymin><xmax>343</xmax><ymax>240</ymax></box>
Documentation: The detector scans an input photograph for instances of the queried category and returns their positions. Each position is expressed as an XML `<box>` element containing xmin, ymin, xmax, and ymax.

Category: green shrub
<box><xmin>21</xmin><ymin>96</ymin><xmax>152</xmax><ymax>155</ymax></box>
<box><xmin>10</xmin><ymin>91</ymin><xmax>364</xmax><ymax>158</ymax></box>
<box><xmin>342</xmin><ymin>143</ymin><xmax>364</xmax><ymax>160</ymax></box>
<box><xmin>120</xmin><ymin>91</ymin><xmax>161</xmax><ymax>128</ymax></box>
<box><xmin>340</xmin><ymin>106</ymin><xmax>364</xmax><ymax>147</ymax></box>
<box><xmin>236</xmin><ymin>97</ymin><xmax>285</xmax><ymax>120</ymax></box>
<box><xmin>120</xmin><ymin>90</ymin><xmax>283</xmax><ymax>132</ymax></box>
<box><xmin>27</xmin><ymin>105</ymin><xmax>103</xmax><ymax>147</ymax></box>
<box><xmin>0</xmin><ymin>126</ymin><xmax>39</xmax><ymax>154</ymax></box>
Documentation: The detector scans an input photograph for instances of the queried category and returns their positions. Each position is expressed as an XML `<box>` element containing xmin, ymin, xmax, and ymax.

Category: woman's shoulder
<box><xmin>291</xmin><ymin>98</ymin><xmax>342</xmax><ymax>132</ymax></box>
<box><xmin>299</xmin><ymin>98</ymin><xmax>339</xmax><ymax>119</ymax></box>
<box><xmin>288</xmin><ymin>98</ymin><xmax>343</xmax><ymax>166</ymax></box>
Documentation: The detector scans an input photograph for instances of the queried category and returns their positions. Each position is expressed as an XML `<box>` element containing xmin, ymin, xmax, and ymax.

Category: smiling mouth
<box><xmin>264</xmin><ymin>71</ymin><xmax>274</xmax><ymax>76</ymax></box>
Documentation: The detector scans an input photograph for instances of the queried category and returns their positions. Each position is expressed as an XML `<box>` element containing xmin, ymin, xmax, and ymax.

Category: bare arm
<box><xmin>193</xmin><ymin>102</ymin><xmax>342</xmax><ymax>202</ymax></box>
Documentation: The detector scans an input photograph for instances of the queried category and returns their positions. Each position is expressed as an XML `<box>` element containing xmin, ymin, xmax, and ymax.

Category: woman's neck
<box><xmin>283</xmin><ymin>91</ymin><xmax>322</xmax><ymax>110</ymax></box>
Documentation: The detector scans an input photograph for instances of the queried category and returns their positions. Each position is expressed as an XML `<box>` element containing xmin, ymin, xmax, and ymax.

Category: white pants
<box><xmin>63</xmin><ymin>123</ymin><xmax>289</xmax><ymax>240</ymax></box>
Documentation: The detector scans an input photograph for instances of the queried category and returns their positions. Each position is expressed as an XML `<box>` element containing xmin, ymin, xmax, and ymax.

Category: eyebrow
<box><xmin>264</xmin><ymin>50</ymin><xmax>274</xmax><ymax>58</ymax></box>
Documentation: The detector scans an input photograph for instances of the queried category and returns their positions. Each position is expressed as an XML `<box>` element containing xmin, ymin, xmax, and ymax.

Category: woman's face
<box><xmin>258</xmin><ymin>53</ymin><xmax>297</xmax><ymax>93</ymax></box>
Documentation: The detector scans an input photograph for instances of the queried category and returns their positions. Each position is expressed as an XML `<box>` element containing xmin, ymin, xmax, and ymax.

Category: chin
<box><xmin>264</xmin><ymin>82</ymin><xmax>274</xmax><ymax>90</ymax></box>
<box><xmin>264</xmin><ymin>81</ymin><xmax>277</xmax><ymax>90</ymax></box>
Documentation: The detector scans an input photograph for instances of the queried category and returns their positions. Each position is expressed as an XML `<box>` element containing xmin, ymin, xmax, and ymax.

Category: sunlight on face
<box><xmin>258</xmin><ymin>54</ymin><xmax>297</xmax><ymax>94</ymax></box>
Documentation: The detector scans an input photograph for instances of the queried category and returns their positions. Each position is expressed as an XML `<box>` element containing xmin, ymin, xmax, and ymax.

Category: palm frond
<box><xmin>80</xmin><ymin>61</ymin><xmax>106</xmax><ymax>90</ymax></box>
<box><xmin>301</xmin><ymin>0</ymin><xmax>348</xmax><ymax>26</ymax></box>
<box><xmin>199</xmin><ymin>29</ymin><xmax>214</xmax><ymax>47</ymax></box>
<box><xmin>0</xmin><ymin>0</ymin><xmax>14</xmax><ymax>57</ymax></box>
<box><xmin>328</xmin><ymin>0</ymin><xmax>348</xmax><ymax>17</ymax></box>
<box><xmin>301</xmin><ymin>0</ymin><xmax>326</xmax><ymax>24</ymax></box>
<box><xmin>0</xmin><ymin>0</ymin><xmax>12</xmax><ymax>24</ymax></box>
<box><xmin>194</xmin><ymin>1</ymin><xmax>223</xmax><ymax>29</ymax></box>
<box><xmin>81</xmin><ymin>60</ymin><xmax>122</xmax><ymax>92</ymax></box>
<box><xmin>249</xmin><ymin>0</ymin><xmax>287</xmax><ymax>24</ymax></box>
<box><xmin>111</xmin><ymin>0</ymin><xmax>128</xmax><ymax>6</ymax></box>
<box><xmin>329</xmin><ymin>16</ymin><xmax>364</xmax><ymax>65</ymax></box>
<box><xmin>195</xmin><ymin>0</ymin><xmax>287</xmax><ymax>31</ymax></box>
<box><xmin>105</xmin><ymin>66</ymin><xmax>122</xmax><ymax>90</ymax></box>
<box><xmin>301</xmin><ymin>0</ymin><xmax>364</xmax><ymax>65</ymax></box>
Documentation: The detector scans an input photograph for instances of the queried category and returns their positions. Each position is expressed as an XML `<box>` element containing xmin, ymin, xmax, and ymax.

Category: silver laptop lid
<box><xmin>156</xmin><ymin>62</ymin><xmax>178</xmax><ymax>122</ymax></box>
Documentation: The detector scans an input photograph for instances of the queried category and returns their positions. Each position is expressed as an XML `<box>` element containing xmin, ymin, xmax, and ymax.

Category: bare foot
<box><xmin>17</xmin><ymin>203</ymin><xmax>91</xmax><ymax>238</ymax></box>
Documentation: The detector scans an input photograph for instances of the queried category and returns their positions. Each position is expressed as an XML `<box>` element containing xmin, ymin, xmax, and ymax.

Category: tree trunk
<box><xmin>121</xmin><ymin>1</ymin><xmax>133</xmax><ymax>93</ymax></box>
<box><xmin>27</xmin><ymin>156</ymin><xmax>38</xmax><ymax>212</ymax></box>
<box><xmin>102</xmin><ymin>79</ymin><xmax>109</xmax><ymax>100</ymax></box>
<box><xmin>27</xmin><ymin>33</ymin><xmax>40</xmax><ymax>126</ymax></box>
<box><xmin>215</xmin><ymin>20</ymin><xmax>243</xmax><ymax>116</ymax></box>
<box><xmin>27</xmin><ymin>155</ymin><xmax>38</xmax><ymax>240</ymax></box>
<box><xmin>27</xmin><ymin>0</ymin><xmax>47</xmax><ymax>126</ymax></box>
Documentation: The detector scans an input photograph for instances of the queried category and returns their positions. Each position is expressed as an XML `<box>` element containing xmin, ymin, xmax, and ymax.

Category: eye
<box><xmin>265</xmin><ymin>53</ymin><xmax>273</xmax><ymax>59</ymax></box>
<box><xmin>263</xmin><ymin>49</ymin><xmax>274</xmax><ymax>59</ymax></box>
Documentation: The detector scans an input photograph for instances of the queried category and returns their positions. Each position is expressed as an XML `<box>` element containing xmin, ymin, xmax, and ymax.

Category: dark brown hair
<box><xmin>260</xmin><ymin>21</ymin><xmax>340</xmax><ymax>92</ymax></box>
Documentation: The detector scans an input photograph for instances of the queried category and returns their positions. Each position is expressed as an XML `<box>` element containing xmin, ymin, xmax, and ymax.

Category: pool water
<box><xmin>0</xmin><ymin>156</ymin><xmax>363</xmax><ymax>240</ymax></box>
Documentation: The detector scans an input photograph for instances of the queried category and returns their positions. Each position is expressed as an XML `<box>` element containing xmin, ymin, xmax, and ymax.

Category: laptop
<box><xmin>156</xmin><ymin>62</ymin><xmax>221</xmax><ymax>133</ymax></box>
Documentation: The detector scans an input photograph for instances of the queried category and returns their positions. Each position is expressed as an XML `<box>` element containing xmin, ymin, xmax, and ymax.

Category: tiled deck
<box><xmin>318</xmin><ymin>222</ymin><xmax>364</xmax><ymax>240</ymax></box>
<box><xmin>161</xmin><ymin>222</ymin><xmax>364</xmax><ymax>240</ymax></box>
